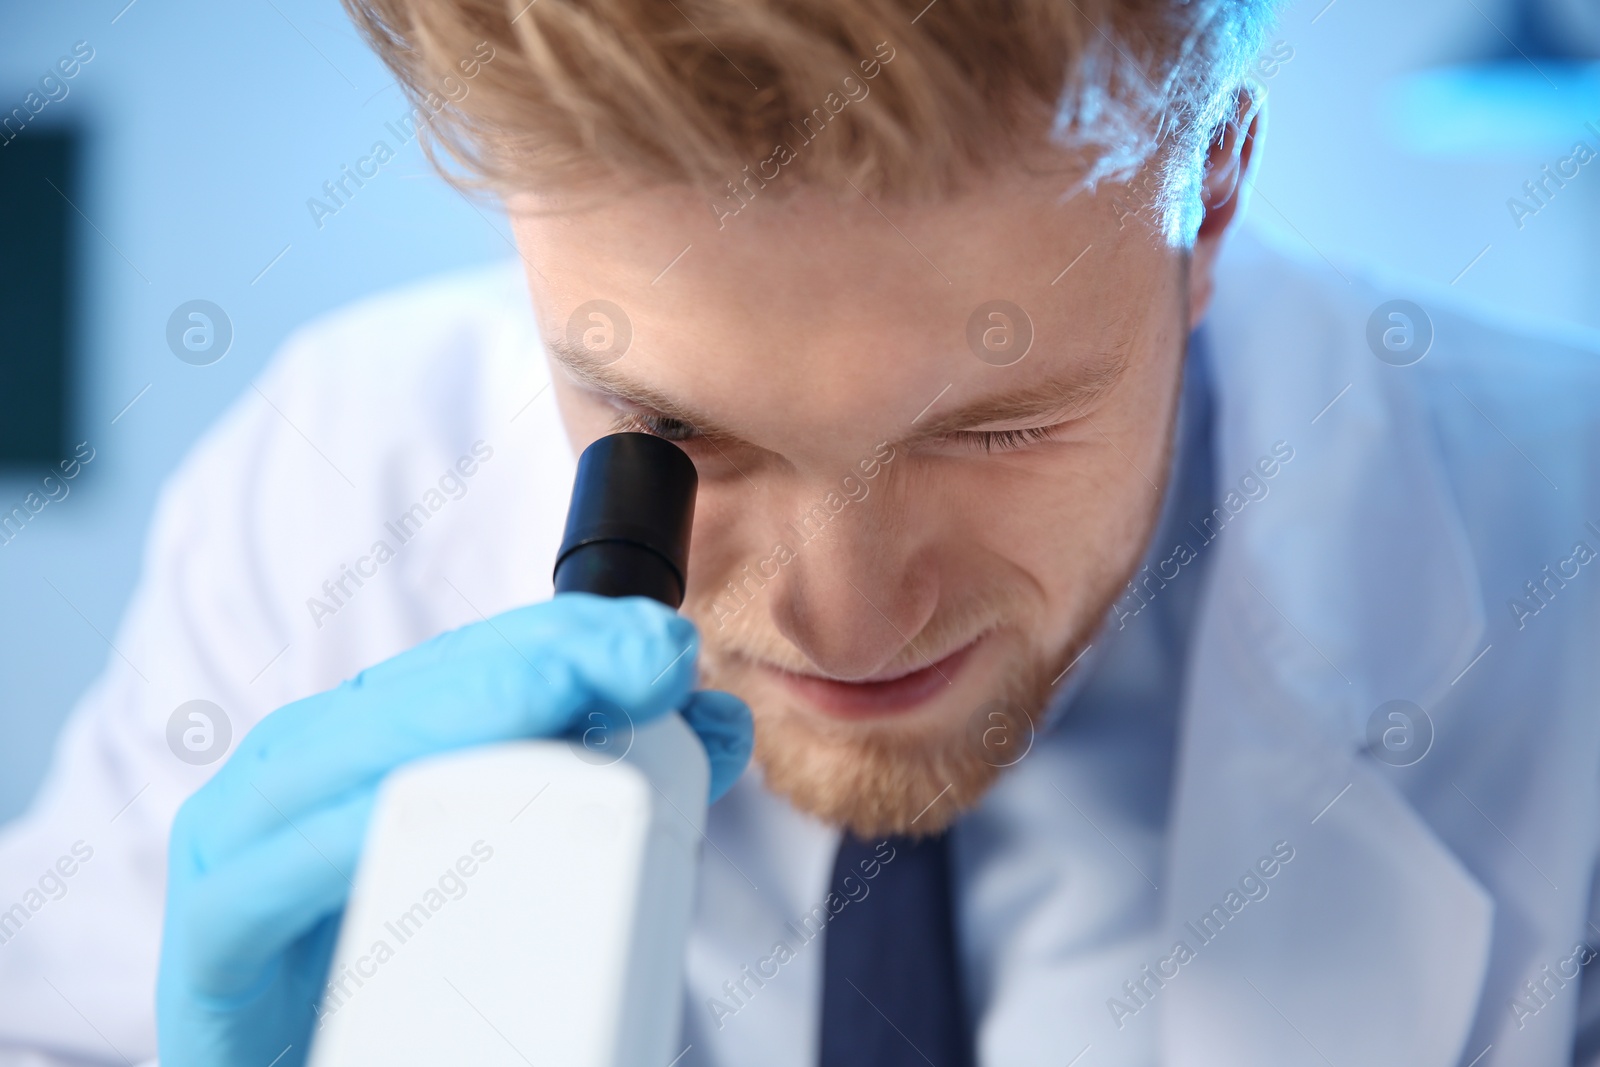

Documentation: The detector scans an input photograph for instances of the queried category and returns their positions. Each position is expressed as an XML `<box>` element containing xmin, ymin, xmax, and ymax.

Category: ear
<box><xmin>1188</xmin><ymin>85</ymin><xmax>1264</xmax><ymax>330</ymax></box>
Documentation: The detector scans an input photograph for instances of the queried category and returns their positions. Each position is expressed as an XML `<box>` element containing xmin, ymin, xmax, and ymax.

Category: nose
<box><xmin>768</xmin><ymin>506</ymin><xmax>937</xmax><ymax>680</ymax></box>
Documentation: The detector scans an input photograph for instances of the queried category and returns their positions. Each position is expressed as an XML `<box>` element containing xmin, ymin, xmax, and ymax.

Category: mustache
<box><xmin>685</xmin><ymin>588</ymin><xmax>1023</xmax><ymax>681</ymax></box>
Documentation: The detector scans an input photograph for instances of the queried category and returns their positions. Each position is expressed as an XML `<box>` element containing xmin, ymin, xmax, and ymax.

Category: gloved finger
<box><xmin>171</xmin><ymin>787</ymin><xmax>374</xmax><ymax>1001</ymax></box>
<box><xmin>278</xmin><ymin>594</ymin><xmax>700</xmax><ymax>757</ymax></box>
<box><xmin>157</xmin><ymin>914</ymin><xmax>343</xmax><ymax>1067</ymax></box>
<box><xmin>678</xmin><ymin>690</ymin><xmax>753</xmax><ymax>802</ymax></box>
<box><xmin>191</xmin><ymin>596</ymin><xmax>699</xmax><ymax>863</ymax></box>
<box><xmin>332</xmin><ymin>593</ymin><xmax>693</xmax><ymax>699</ymax></box>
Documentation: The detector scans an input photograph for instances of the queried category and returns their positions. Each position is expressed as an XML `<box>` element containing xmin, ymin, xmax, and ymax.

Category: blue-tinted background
<box><xmin>0</xmin><ymin>0</ymin><xmax>1596</xmax><ymax>820</ymax></box>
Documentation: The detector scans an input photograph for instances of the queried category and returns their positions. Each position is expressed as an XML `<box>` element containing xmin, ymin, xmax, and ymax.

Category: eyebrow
<box><xmin>545</xmin><ymin>334</ymin><xmax>1131</xmax><ymax>447</ymax></box>
<box><xmin>547</xmin><ymin>336</ymin><xmax>744</xmax><ymax>438</ymax></box>
<box><xmin>901</xmin><ymin>346</ymin><xmax>1130</xmax><ymax>445</ymax></box>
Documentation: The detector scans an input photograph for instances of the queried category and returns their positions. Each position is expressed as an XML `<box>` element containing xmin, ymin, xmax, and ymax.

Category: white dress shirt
<box><xmin>2</xmin><ymin>227</ymin><xmax>1598</xmax><ymax>1067</ymax></box>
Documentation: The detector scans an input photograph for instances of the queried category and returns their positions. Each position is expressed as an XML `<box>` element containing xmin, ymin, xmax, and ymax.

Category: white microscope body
<box><xmin>307</xmin><ymin>715</ymin><xmax>707</xmax><ymax>1067</ymax></box>
<box><xmin>310</xmin><ymin>432</ymin><xmax>709</xmax><ymax>1066</ymax></box>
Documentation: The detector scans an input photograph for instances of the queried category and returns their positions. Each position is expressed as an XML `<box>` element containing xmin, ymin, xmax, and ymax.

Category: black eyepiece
<box><xmin>552</xmin><ymin>432</ymin><xmax>698</xmax><ymax>608</ymax></box>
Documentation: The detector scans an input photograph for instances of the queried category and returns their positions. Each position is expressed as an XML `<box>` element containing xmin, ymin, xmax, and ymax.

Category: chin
<box><xmin>702</xmin><ymin>631</ymin><xmax>1062</xmax><ymax>839</ymax></box>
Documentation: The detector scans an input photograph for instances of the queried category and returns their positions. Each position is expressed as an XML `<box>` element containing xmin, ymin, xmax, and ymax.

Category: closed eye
<box><xmin>613</xmin><ymin>410</ymin><xmax>701</xmax><ymax>443</ymax></box>
<box><xmin>618</xmin><ymin>409</ymin><xmax>1067</xmax><ymax>455</ymax></box>
<box><xmin>941</xmin><ymin>425</ymin><xmax>1066</xmax><ymax>452</ymax></box>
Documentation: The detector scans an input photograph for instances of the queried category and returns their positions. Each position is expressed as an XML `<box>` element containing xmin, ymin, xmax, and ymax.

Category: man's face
<box><xmin>513</xmin><ymin>162</ymin><xmax>1192</xmax><ymax>836</ymax></box>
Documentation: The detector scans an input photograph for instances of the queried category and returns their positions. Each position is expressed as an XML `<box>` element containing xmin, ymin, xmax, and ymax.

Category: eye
<box><xmin>942</xmin><ymin>425</ymin><xmax>1065</xmax><ymax>453</ymax></box>
<box><xmin>615</xmin><ymin>405</ymin><xmax>1065</xmax><ymax>455</ymax></box>
<box><xmin>614</xmin><ymin>410</ymin><xmax>701</xmax><ymax>443</ymax></box>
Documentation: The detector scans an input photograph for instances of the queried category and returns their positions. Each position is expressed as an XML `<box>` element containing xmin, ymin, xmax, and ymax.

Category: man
<box><xmin>2</xmin><ymin>0</ymin><xmax>1599</xmax><ymax>1064</ymax></box>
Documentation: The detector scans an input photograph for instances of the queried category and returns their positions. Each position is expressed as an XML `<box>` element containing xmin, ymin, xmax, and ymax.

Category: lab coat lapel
<box><xmin>1159</xmin><ymin>234</ymin><xmax>1495</xmax><ymax>1065</ymax></box>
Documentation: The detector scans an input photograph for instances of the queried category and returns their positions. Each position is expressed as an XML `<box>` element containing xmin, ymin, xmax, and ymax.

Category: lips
<box><xmin>763</xmin><ymin>638</ymin><xmax>980</xmax><ymax>719</ymax></box>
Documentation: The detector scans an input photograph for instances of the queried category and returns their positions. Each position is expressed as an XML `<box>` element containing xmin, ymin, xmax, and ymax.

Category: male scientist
<box><xmin>2</xmin><ymin>0</ymin><xmax>1599</xmax><ymax>1065</ymax></box>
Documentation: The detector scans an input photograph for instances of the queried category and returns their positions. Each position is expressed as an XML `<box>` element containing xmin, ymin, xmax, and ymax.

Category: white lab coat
<box><xmin>0</xmin><ymin>227</ymin><xmax>1597</xmax><ymax>1067</ymax></box>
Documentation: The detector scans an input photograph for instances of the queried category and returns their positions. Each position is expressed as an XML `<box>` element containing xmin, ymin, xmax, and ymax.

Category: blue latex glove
<box><xmin>157</xmin><ymin>594</ymin><xmax>751</xmax><ymax>1067</ymax></box>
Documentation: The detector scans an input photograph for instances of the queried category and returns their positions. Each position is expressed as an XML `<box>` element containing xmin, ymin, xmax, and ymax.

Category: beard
<box><xmin>691</xmin><ymin>582</ymin><xmax>1115</xmax><ymax>839</ymax></box>
<box><xmin>677</xmin><ymin>325</ymin><xmax>1183</xmax><ymax>838</ymax></box>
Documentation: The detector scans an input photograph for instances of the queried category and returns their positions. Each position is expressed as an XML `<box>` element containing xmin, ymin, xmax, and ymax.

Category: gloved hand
<box><xmin>156</xmin><ymin>593</ymin><xmax>751</xmax><ymax>1067</ymax></box>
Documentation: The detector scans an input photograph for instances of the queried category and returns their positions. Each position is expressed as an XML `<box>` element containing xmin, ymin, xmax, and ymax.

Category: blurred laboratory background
<box><xmin>0</xmin><ymin>0</ymin><xmax>1597</xmax><ymax>821</ymax></box>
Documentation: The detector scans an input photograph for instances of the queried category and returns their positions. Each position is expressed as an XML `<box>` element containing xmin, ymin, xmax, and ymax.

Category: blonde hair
<box><xmin>344</xmin><ymin>0</ymin><xmax>1277</xmax><ymax>236</ymax></box>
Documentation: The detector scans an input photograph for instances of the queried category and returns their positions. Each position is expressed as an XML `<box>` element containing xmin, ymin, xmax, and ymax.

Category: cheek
<box><xmin>884</xmin><ymin>368</ymin><xmax>1171</xmax><ymax>607</ymax></box>
<box><xmin>951</xmin><ymin>453</ymin><xmax>1146</xmax><ymax>588</ymax></box>
<box><xmin>682</xmin><ymin>481</ymin><xmax>790</xmax><ymax>613</ymax></box>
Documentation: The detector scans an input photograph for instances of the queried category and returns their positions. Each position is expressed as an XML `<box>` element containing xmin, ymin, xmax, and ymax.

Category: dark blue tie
<box><xmin>818</xmin><ymin>831</ymin><xmax>975</xmax><ymax>1067</ymax></box>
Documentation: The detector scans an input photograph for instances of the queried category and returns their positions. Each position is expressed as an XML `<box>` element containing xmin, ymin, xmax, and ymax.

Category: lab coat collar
<box><xmin>1201</xmin><ymin>232</ymin><xmax>1487</xmax><ymax>734</ymax></box>
<box><xmin>1157</xmin><ymin>229</ymin><xmax>1494</xmax><ymax>1066</ymax></box>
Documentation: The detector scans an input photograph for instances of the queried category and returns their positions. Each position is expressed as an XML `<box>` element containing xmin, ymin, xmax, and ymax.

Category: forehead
<box><xmin>512</xmin><ymin>173</ymin><xmax>1174</xmax><ymax>448</ymax></box>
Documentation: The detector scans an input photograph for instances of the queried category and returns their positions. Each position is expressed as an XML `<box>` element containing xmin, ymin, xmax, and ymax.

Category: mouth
<box><xmin>760</xmin><ymin>636</ymin><xmax>982</xmax><ymax>720</ymax></box>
